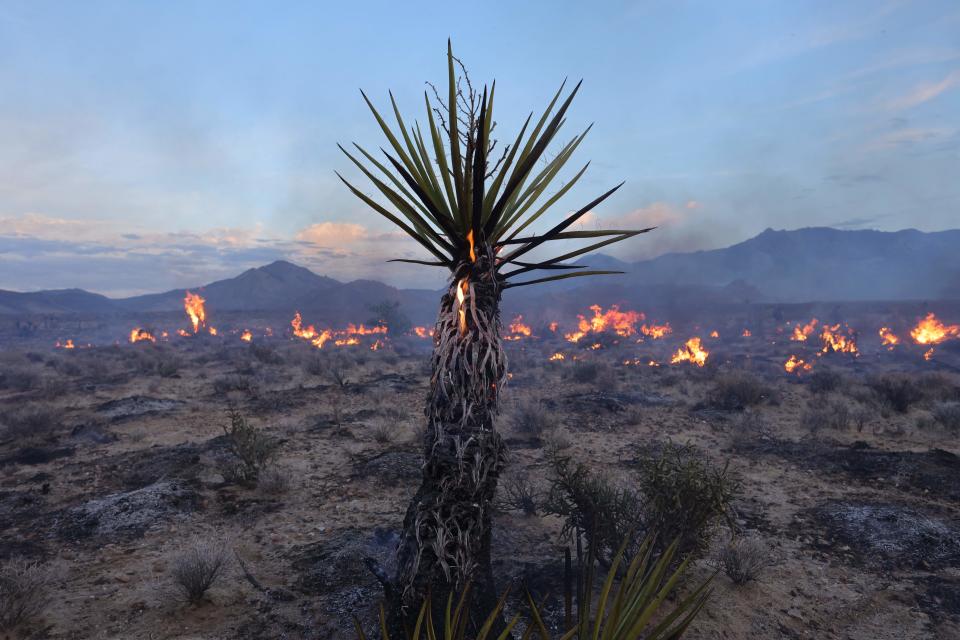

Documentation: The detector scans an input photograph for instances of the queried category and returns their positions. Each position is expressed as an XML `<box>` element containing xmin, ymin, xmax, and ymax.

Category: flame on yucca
<box><xmin>784</xmin><ymin>354</ymin><xmax>812</xmax><ymax>374</ymax></box>
<box><xmin>129</xmin><ymin>328</ymin><xmax>156</xmax><ymax>344</ymax></box>
<box><xmin>456</xmin><ymin>279</ymin><xmax>469</xmax><ymax>335</ymax></box>
<box><xmin>878</xmin><ymin>327</ymin><xmax>898</xmax><ymax>349</ymax></box>
<box><xmin>820</xmin><ymin>324</ymin><xmax>859</xmax><ymax>355</ymax></box>
<box><xmin>565</xmin><ymin>304</ymin><xmax>643</xmax><ymax>342</ymax></box>
<box><xmin>183</xmin><ymin>291</ymin><xmax>206</xmax><ymax>333</ymax></box>
<box><xmin>240</xmin><ymin>330</ymin><xmax>253</xmax><ymax>342</ymax></box>
<box><xmin>791</xmin><ymin>319</ymin><xmax>818</xmax><ymax>342</ymax></box>
<box><xmin>910</xmin><ymin>312</ymin><xmax>959</xmax><ymax>345</ymax></box>
<box><xmin>670</xmin><ymin>337</ymin><xmax>708</xmax><ymax>367</ymax></box>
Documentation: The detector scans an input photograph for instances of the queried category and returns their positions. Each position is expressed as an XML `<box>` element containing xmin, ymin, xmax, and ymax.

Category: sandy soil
<box><xmin>1</xmin><ymin>326</ymin><xmax>959</xmax><ymax>639</ymax></box>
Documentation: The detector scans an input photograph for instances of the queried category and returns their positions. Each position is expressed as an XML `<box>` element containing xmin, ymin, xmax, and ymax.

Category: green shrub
<box><xmin>222</xmin><ymin>409</ymin><xmax>279</xmax><ymax>486</ymax></box>
<box><xmin>637</xmin><ymin>444</ymin><xmax>737</xmax><ymax>557</ymax></box>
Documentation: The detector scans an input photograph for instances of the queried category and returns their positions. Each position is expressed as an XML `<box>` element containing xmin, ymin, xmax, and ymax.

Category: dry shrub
<box><xmin>569</xmin><ymin>361</ymin><xmax>600</xmax><ymax>384</ymax></box>
<box><xmin>497</xmin><ymin>470</ymin><xmax>541</xmax><ymax>516</ymax></box>
<box><xmin>931</xmin><ymin>401</ymin><xmax>960</xmax><ymax>433</ymax></box>
<box><xmin>868</xmin><ymin>373</ymin><xmax>922</xmax><ymax>413</ymax></box>
<box><xmin>807</xmin><ymin>369</ymin><xmax>842</xmax><ymax>394</ymax></box>
<box><xmin>0</xmin><ymin>367</ymin><xmax>41</xmax><ymax>392</ymax></box>
<box><xmin>257</xmin><ymin>465</ymin><xmax>292</xmax><ymax>495</ymax></box>
<box><xmin>371</xmin><ymin>419</ymin><xmax>393</xmax><ymax>444</ymax></box>
<box><xmin>170</xmin><ymin>539</ymin><xmax>228</xmax><ymax>605</ymax></box>
<box><xmin>718</xmin><ymin>535</ymin><xmax>774</xmax><ymax>586</ymax></box>
<box><xmin>303</xmin><ymin>356</ymin><xmax>325</xmax><ymax>377</ymax></box>
<box><xmin>1</xmin><ymin>405</ymin><xmax>63</xmax><ymax>441</ymax></box>
<box><xmin>801</xmin><ymin>400</ymin><xmax>851</xmax><ymax>433</ymax></box>
<box><xmin>0</xmin><ymin>558</ymin><xmax>51</xmax><ymax>631</ymax></box>
<box><xmin>250</xmin><ymin>343</ymin><xmax>284</xmax><ymax>365</ymax></box>
<box><xmin>213</xmin><ymin>374</ymin><xmax>258</xmax><ymax>395</ymax></box>
<box><xmin>510</xmin><ymin>396</ymin><xmax>554</xmax><ymax>438</ymax></box>
<box><xmin>706</xmin><ymin>371</ymin><xmax>771</xmax><ymax>410</ymax></box>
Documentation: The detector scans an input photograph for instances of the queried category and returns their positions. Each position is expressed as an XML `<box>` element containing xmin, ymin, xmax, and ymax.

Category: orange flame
<box><xmin>177</xmin><ymin>329</ymin><xmax>190</xmax><ymax>337</ymax></box>
<box><xmin>456</xmin><ymin>279</ymin><xmax>469</xmax><ymax>335</ymax></box>
<box><xmin>820</xmin><ymin>324</ymin><xmax>859</xmax><ymax>355</ymax></box>
<box><xmin>240</xmin><ymin>330</ymin><xmax>253</xmax><ymax>342</ymax></box>
<box><xmin>878</xmin><ymin>327</ymin><xmax>899</xmax><ymax>349</ymax></box>
<box><xmin>784</xmin><ymin>354</ymin><xmax>813</xmax><ymax>374</ymax></box>
<box><xmin>741</xmin><ymin>329</ymin><xmax>752</xmax><ymax>337</ymax></box>
<box><xmin>411</xmin><ymin>326</ymin><xmax>434</xmax><ymax>339</ymax></box>
<box><xmin>640</xmin><ymin>322</ymin><xmax>672</xmax><ymax>339</ymax></box>
<box><xmin>709</xmin><ymin>330</ymin><xmax>719</xmax><ymax>339</ymax></box>
<box><xmin>549</xmin><ymin>352</ymin><xmax>565</xmax><ymax>361</ymax></box>
<box><xmin>466</xmin><ymin>229</ymin><xmax>476</xmax><ymax>263</ymax></box>
<box><xmin>370</xmin><ymin>339</ymin><xmax>384</xmax><ymax>351</ymax></box>
<box><xmin>291</xmin><ymin>311</ymin><xmax>317</xmax><ymax>340</ymax></box>
<box><xmin>910</xmin><ymin>312</ymin><xmax>959</xmax><ymax>345</ymax></box>
<box><xmin>208</xmin><ymin>326</ymin><xmax>218</xmax><ymax>336</ymax></box>
<box><xmin>549</xmin><ymin>321</ymin><xmax>559</xmax><ymax>332</ymax></box>
<box><xmin>791</xmin><ymin>319</ymin><xmax>818</xmax><ymax>342</ymax></box>
<box><xmin>670</xmin><ymin>337</ymin><xmax>708</xmax><ymax>367</ymax></box>
<box><xmin>504</xmin><ymin>315</ymin><xmax>532</xmax><ymax>341</ymax></box>
<box><xmin>129</xmin><ymin>328</ymin><xmax>156</xmax><ymax>344</ymax></box>
<box><xmin>311</xmin><ymin>330</ymin><xmax>332</xmax><ymax>349</ymax></box>
<box><xmin>924</xmin><ymin>348</ymin><xmax>934</xmax><ymax>361</ymax></box>
<box><xmin>183</xmin><ymin>291</ymin><xmax>206</xmax><ymax>333</ymax></box>
<box><xmin>56</xmin><ymin>339</ymin><xmax>76</xmax><ymax>349</ymax></box>
<box><xmin>565</xmin><ymin>305</ymin><xmax>644</xmax><ymax>342</ymax></box>
<box><xmin>335</xmin><ymin>337</ymin><xmax>360</xmax><ymax>347</ymax></box>
<box><xmin>344</xmin><ymin>323</ymin><xmax>387</xmax><ymax>336</ymax></box>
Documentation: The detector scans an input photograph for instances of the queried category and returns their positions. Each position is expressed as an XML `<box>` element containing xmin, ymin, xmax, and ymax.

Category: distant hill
<box><xmin>0</xmin><ymin>288</ymin><xmax>118</xmax><ymax>315</ymax></box>
<box><xmin>518</xmin><ymin>227</ymin><xmax>960</xmax><ymax>303</ymax></box>
<box><xmin>1</xmin><ymin>228</ymin><xmax>957</xmax><ymax>319</ymax></box>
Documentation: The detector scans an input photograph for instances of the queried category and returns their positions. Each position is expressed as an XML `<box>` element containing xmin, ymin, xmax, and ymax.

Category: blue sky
<box><xmin>1</xmin><ymin>0</ymin><xmax>958</xmax><ymax>295</ymax></box>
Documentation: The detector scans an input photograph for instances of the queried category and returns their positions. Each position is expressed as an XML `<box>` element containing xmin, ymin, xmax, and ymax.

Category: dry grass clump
<box><xmin>706</xmin><ymin>371</ymin><xmax>771</xmax><ymax>410</ymax></box>
<box><xmin>170</xmin><ymin>539</ymin><xmax>229</xmax><ymax>605</ymax></box>
<box><xmin>213</xmin><ymin>374</ymin><xmax>259</xmax><ymax>395</ymax></box>
<box><xmin>718</xmin><ymin>535</ymin><xmax>774</xmax><ymax>586</ymax></box>
<box><xmin>0</xmin><ymin>558</ymin><xmax>52</xmax><ymax>631</ymax></box>
<box><xmin>371</xmin><ymin>419</ymin><xmax>393</xmax><ymax>444</ymax></box>
<box><xmin>257</xmin><ymin>465</ymin><xmax>293</xmax><ymax>495</ymax></box>
<box><xmin>0</xmin><ymin>366</ymin><xmax>42</xmax><ymax>392</ymax></box>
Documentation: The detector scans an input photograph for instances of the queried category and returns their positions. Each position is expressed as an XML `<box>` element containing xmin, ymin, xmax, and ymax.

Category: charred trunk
<box><xmin>386</xmin><ymin>245</ymin><xmax>507</xmax><ymax>634</ymax></box>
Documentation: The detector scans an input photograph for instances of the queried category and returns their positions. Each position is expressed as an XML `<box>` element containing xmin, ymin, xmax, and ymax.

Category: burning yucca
<box><xmin>337</xmin><ymin>41</ymin><xmax>649</xmax><ymax>629</ymax></box>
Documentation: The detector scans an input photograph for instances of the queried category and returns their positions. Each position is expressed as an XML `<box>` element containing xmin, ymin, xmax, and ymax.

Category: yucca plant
<box><xmin>355</xmin><ymin>536</ymin><xmax>712</xmax><ymax>640</ymax></box>
<box><xmin>339</xmin><ymin>41</ymin><xmax>651</xmax><ymax>631</ymax></box>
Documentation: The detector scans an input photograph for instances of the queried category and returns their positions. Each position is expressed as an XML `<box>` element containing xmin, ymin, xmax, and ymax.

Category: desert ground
<box><xmin>1</xmin><ymin>305</ymin><xmax>959</xmax><ymax>639</ymax></box>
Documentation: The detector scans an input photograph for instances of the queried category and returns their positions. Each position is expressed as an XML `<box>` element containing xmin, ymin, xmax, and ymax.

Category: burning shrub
<box><xmin>718</xmin><ymin>535</ymin><xmax>774</xmax><ymax>586</ymax></box>
<box><xmin>509</xmin><ymin>396</ymin><xmax>554</xmax><ymax>438</ymax></box>
<box><xmin>497</xmin><ymin>470</ymin><xmax>541</xmax><ymax>516</ymax></box>
<box><xmin>1</xmin><ymin>405</ymin><xmax>63</xmax><ymax>441</ymax></box>
<box><xmin>170</xmin><ymin>539</ymin><xmax>229</xmax><ymax>605</ymax></box>
<box><xmin>543</xmin><ymin>450</ymin><xmax>643</xmax><ymax>566</ymax></box>
<box><xmin>807</xmin><ymin>369</ymin><xmax>842</xmax><ymax>394</ymax></box>
<box><xmin>706</xmin><ymin>371</ymin><xmax>771</xmax><ymax>410</ymax></box>
<box><xmin>637</xmin><ymin>444</ymin><xmax>737</xmax><ymax>557</ymax></box>
<box><xmin>931</xmin><ymin>401</ymin><xmax>960</xmax><ymax>433</ymax></box>
<box><xmin>221</xmin><ymin>409</ymin><xmax>279</xmax><ymax>486</ymax></box>
<box><xmin>868</xmin><ymin>373</ymin><xmax>923</xmax><ymax>413</ymax></box>
<box><xmin>0</xmin><ymin>558</ymin><xmax>52</xmax><ymax>631</ymax></box>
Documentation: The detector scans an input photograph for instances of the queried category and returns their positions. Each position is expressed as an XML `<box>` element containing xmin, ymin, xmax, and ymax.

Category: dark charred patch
<box><xmin>353</xmin><ymin>450</ymin><xmax>421</xmax><ymax>485</ymax></box>
<box><xmin>0</xmin><ymin>445</ymin><xmax>74</xmax><ymax>467</ymax></box>
<box><xmin>95</xmin><ymin>395</ymin><xmax>185</xmax><ymax>422</ymax></box>
<box><xmin>735</xmin><ymin>438</ymin><xmax>960</xmax><ymax>501</ymax></box>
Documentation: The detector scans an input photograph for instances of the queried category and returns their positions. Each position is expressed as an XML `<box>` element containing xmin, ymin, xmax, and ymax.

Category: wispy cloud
<box><xmin>885</xmin><ymin>69</ymin><xmax>960</xmax><ymax>110</ymax></box>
